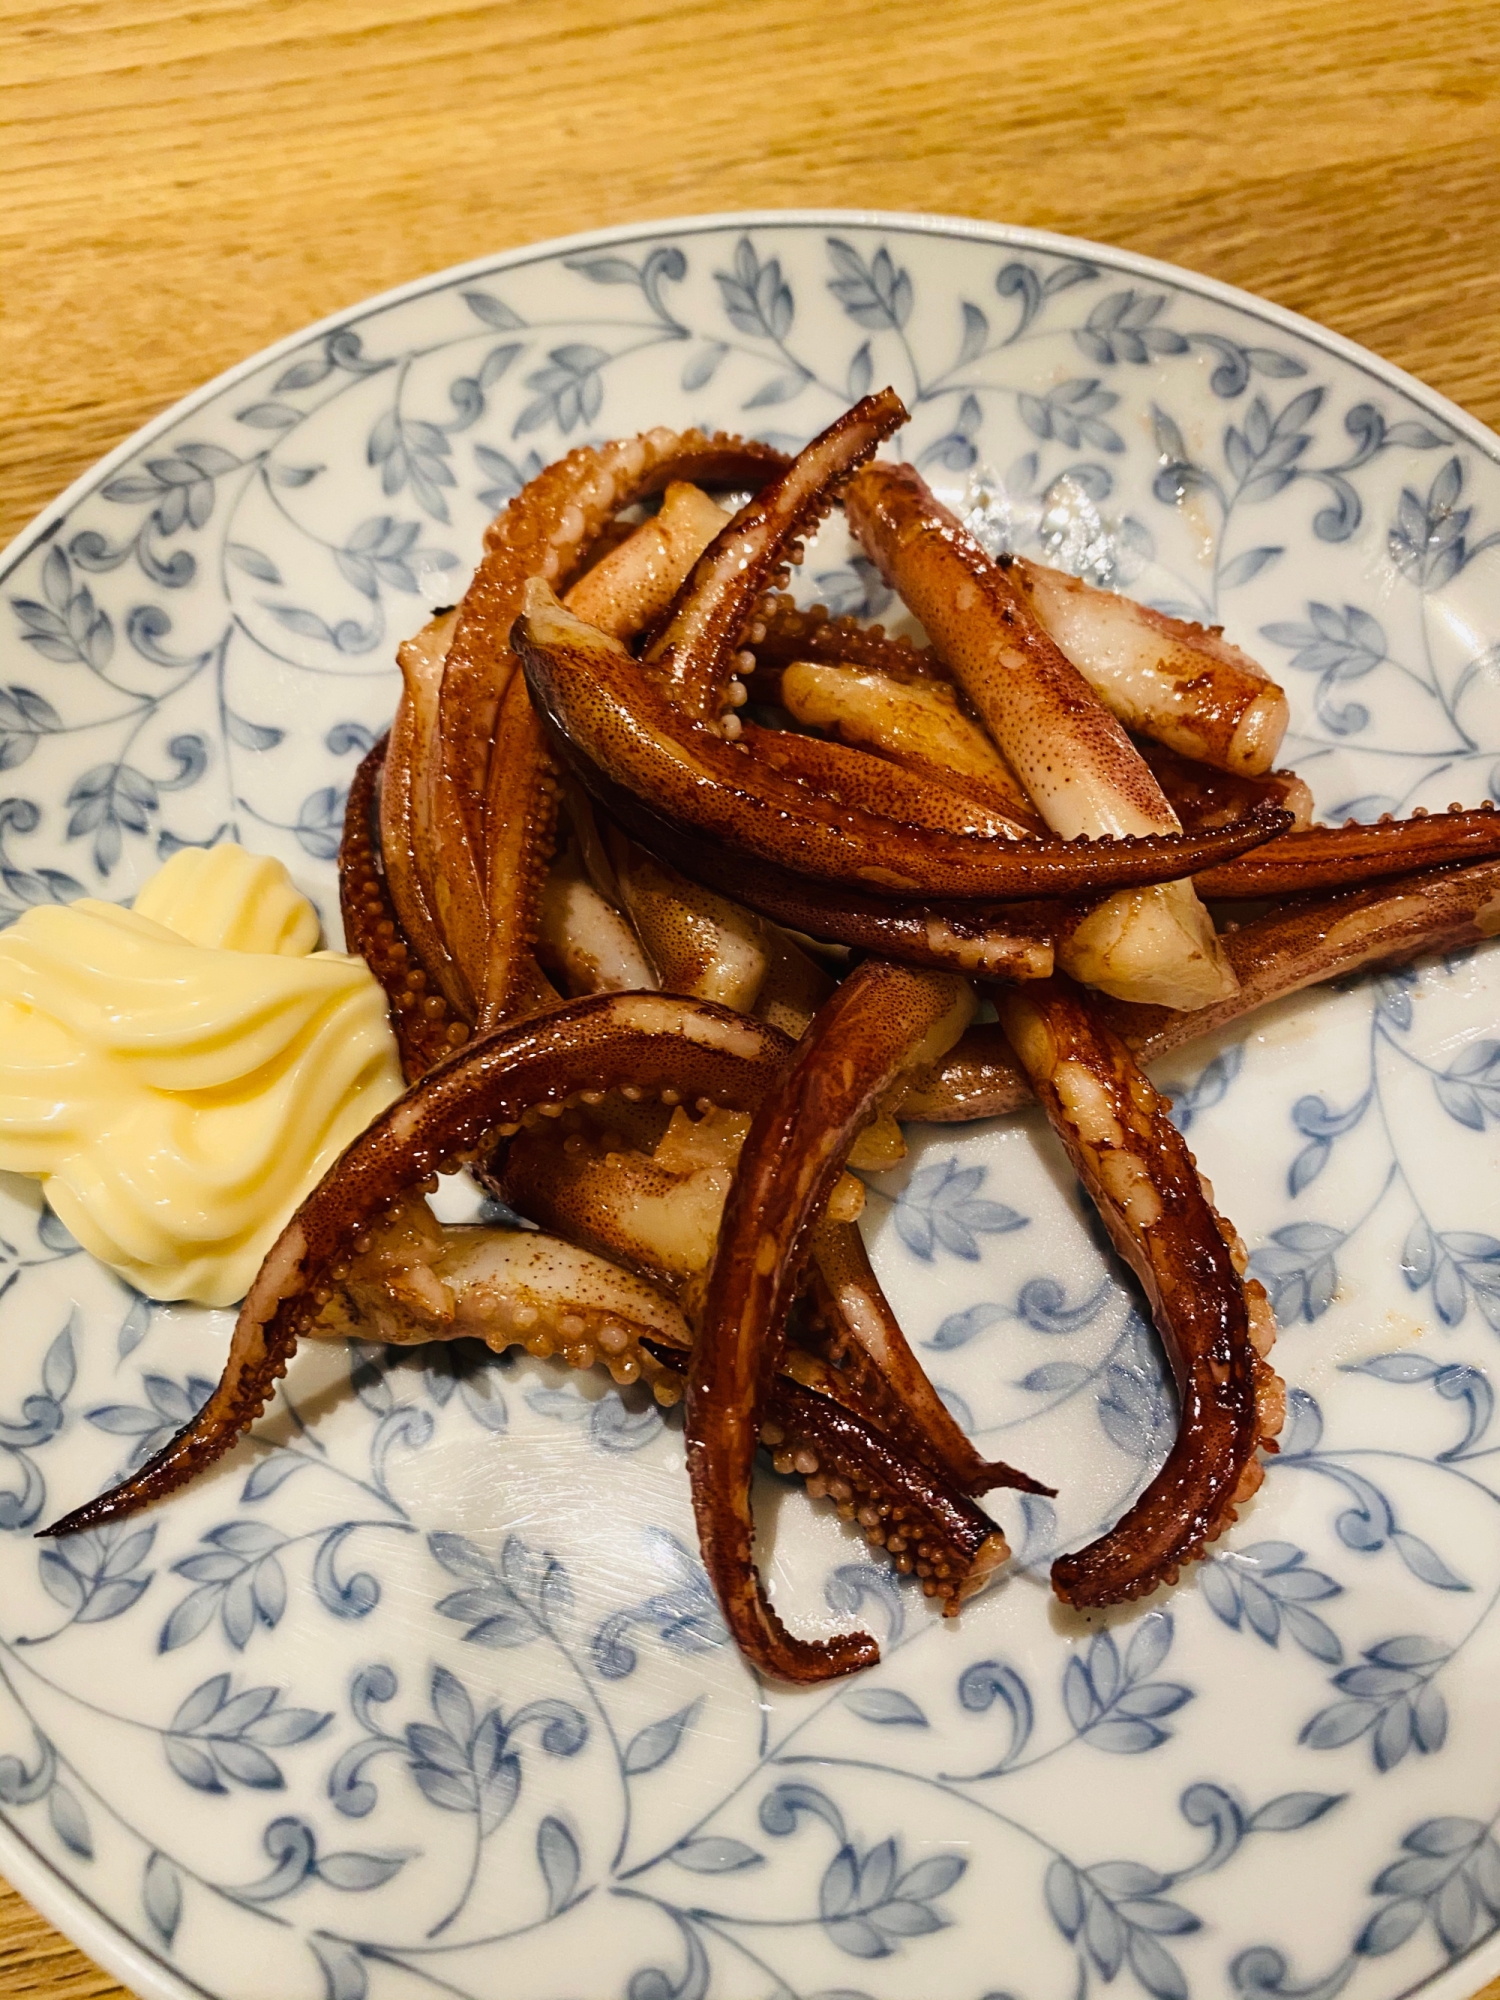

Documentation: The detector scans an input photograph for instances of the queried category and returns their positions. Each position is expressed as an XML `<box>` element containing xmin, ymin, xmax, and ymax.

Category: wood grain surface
<box><xmin>2</xmin><ymin>0</ymin><xmax>1500</xmax><ymax>1992</ymax></box>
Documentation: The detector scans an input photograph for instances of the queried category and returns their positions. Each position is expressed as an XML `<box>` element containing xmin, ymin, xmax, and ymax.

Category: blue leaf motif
<box><xmin>1162</xmin><ymin>1045</ymin><xmax>1243</xmax><ymax>1133</ymax></box>
<box><xmin>673</xmin><ymin>1836</ymin><xmax>764</xmax><ymax>1873</ymax></box>
<box><xmin>926</xmin><ymin>1301</ymin><xmax>1007</xmax><ymax>1351</ymax></box>
<box><xmin>893</xmin><ymin>1157</ymin><xmax>1027</xmax><ymax>1261</ymax></box>
<box><xmin>537</xmin><ymin>1815</ymin><xmax>580</xmax><ymax>1913</ymax></box>
<box><xmin>623</xmin><ymin>1701</ymin><xmax>700</xmax><ymax>1775</ymax></box>
<box><xmin>826</xmin><ymin>239</ymin><xmax>913</xmax><ymax>332</ymax></box>
<box><xmin>515</xmin><ymin>344</ymin><xmax>610</xmax><ymax>438</ymax></box>
<box><xmin>843</xmin><ymin>1688</ymin><xmax>928</xmax><ymax>1727</ymax></box>
<box><xmin>142</xmin><ymin>1850</ymin><xmax>181</xmax><ymax>1948</ymax></box>
<box><xmin>716</xmin><ymin>238</ymin><xmax>795</xmax><ymax>343</ymax></box>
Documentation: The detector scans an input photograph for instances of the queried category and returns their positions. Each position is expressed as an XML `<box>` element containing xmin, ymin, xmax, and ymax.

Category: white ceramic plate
<box><xmin>4</xmin><ymin>211</ymin><xmax>1500</xmax><ymax>2000</ymax></box>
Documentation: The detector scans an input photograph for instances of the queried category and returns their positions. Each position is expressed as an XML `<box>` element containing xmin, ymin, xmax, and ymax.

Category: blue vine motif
<box><xmin>328</xmin><ymin>1661</ymin><xmax>586</xmax><ymax>1936</ymax></box>
<box><xmin>161</xmin><ymin>1674</ymin><xmax>331</xmax><ymax>1794</ymax></box>
<box><xmin>1050</xmin><ymin>1783</ymin><xmax>1341</xmax><ymax>2000</ymax></box>
<box><xmin>2</xmin><ymin>218</ymin><xmax>1500</xmax><ymax>1999</ymax></box>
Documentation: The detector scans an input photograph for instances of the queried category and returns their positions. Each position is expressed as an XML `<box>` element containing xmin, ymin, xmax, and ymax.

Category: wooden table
<box><xmin>3</xmin><ymin>0</ymin><xmax>1499</xmax><ymax>1990</ymax></box>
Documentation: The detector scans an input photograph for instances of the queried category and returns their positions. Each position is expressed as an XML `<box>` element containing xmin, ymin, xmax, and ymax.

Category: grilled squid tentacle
<box><xmin>341</xmin><ymin>738</ymin><xmax>472</xmax><ymax>1081</ymax></box>
<box><xmin>646</xmin><ymin>390</ymin><xmax>907</xmax><ymax>726</ymax></box>
<box><xmin>516</xmin><ymin>583</ymin><xmax>1289</xmax><ymax>901</ymax></box>
<box><xmin>474</xmin><ymin>460</ymin><xmax>780</xmax><ymax>1029</ymax></box>
<box><xmin>844</xmin><ymin>461</ymin><xmax>1238</xmax><ymax>1008</ymax></box>
<box><xmin>436</xmin><ymin>431</ymin><xmax>789</xmax><ymax>888</ymax></box>
<box><xmin>995</xmin><ymin>980</ymin><xmax>1283</xmax><ymax>1606</ymax></box>
<box><xmin>896</xmin><ymin>856</ymin><xmax>1500</xmax><ymax>1123</ymax></box>
<box><xmin>479</xmin><ymin>667</ymin><xmax>564</xmax><ymax>1026</ymax></box>
<box><xmin>381</xmin><ymin>610</ymin><xmax>476</xmax><ymax>1017</ymax></box>
<box><xmin>1011</xmin><ymin>555</ymin><xmax>1290</xmax><ymax>776</ymax></box>
<box><xmin>1139</xmin><ymin>742</ymin><xmax>1313</xmax><ymax>834</ymax></box>
<box><xmin>687</xmin><ymin>961</ymin><xmax>978</xmax><ymax>1682</ymax></box>
<box><xmin>761</xmin><ymin>1376</ymin><xmax>1012</xmax><ymax>1609</ymax></box>
<box><xmin>41</xmin><ymin>995</ymin><xmax>793</xmax><ymax>1539</ymax></box>
<box><xmin>311</xmin><ymin>1191</ymin><xmax>689</xmax><ymax>1394</ymax></box>
<box><xmin>809</xmin><ymin>1220</ymin><xmax>1051</xmax><ymax>1500</ymax></box>
<box><xmin>592</xmin><ymin>780</ymin><xmax>1059</xmax><ymax>980</ymax></box>
<box><xmin>1194</xmin><ymin>804</ymin><xmax>1500</xmax><ymax>898</ymax></box>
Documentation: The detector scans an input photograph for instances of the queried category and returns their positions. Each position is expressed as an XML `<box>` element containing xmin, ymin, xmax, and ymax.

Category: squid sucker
<box><xmin>37</xmin><ymin>392</ymin><xmax>1500</xmax><ymax>1685</ymax></box>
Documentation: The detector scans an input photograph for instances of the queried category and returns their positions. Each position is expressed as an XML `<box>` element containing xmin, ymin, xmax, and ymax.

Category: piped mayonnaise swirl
<box><xmin>0</xmin><ymin>845</ymin><xmax>404</xmax><ymax>1306</ymax></box>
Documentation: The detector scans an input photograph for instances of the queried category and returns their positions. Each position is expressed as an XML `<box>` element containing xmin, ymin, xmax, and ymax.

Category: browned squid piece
<box><xmin>384</xmin><ymin>432</ymin><xmax>790</xmax><ymax>1035</ymax></box>
<box><xmin>341</xmin><ymin>737</ymin><xmax>472</xmax><ymax>1082</ymax></box>
<box><xmin>591</xmin><ymin>772</ymin><xmax>1059</xmax><ymax>982</ymax></box>
<box><xmin>687</xmin><ymin>959</ymin><xmax>1023</xmax><ymax>1682</ymax></box>
<box><xmin>994</xmin><ymin>979</ymin><xmax>1283</xmax><ymax>1606</ymax></box>
<box><xmin>41</xmin><ymin>993</ymin><xmax>795</xmax><ymax>1538</ymax></box>
<box><xmin>895</xmin><ymin>854</ymin><xmax>1500</xmax><ymax>1124</ymax></box>
<box><xmin>516</xmin><ymin>584</ymin><xmax>1289</xmax><ymax>904</ymax></box>
<box><xmin>805</xmin><ymin>1220</ymin><xmax>1053</xmax><ymax>1502</ymax></box>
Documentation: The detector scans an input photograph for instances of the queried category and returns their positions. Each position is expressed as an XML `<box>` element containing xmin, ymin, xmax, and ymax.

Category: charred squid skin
<box><xmin>895</xmin><ymin>854</ymin><xmax>1500</xmax><ymax>1124</ymax></box>
<box><xmin>40</xmin><ymin>995</ymin><xmax>792</xmax><ymax>1540</ymax></box>
<box><xmin>578</xmin><ymin>772</ymin><xmax>1060</xmax><ymax>980</ymax></box>
<box><xmin>995</xmin><ymin>980</ymin><xmax>1282</xmax><ymax>1608</ymax></box>
<box><xmin>516</xmin><ymin>582</ymin><xmax>1292</xmax><ymax>902</ymax></box>
<box><xmin>808</xmin><ymin>1221</ymin><xmax>1054</xmax><ymax>1501</ymax></box>
<box><xmin>437</xmin><ymin>431</ymin><xmax>791</xmax><ymax>881</ymax></box>
<box><xmin>687</xmin><ymin>960</ymin><xmax>977</xmax><ymax>1682</ymax></box>
<box><xmin>750</xmin><ymin>594</ymin><xmax>946</xmax><ymax>682</ymax></box>
<box><xmin>645</xmin><ymin>389</ymin><xmax>908</xmax><ymax>725</ymax></box>
<box><xmin>339</xmin><ymin>737</ymin><xmax>473</xmax><ymax>1081</ymax></box>
<box><xmin>762</xmin><ymin>1376</ymin><xmax>1012</xmax><ymax>1607</ymax></box>
<box><xmin>1193</xmin><ymin>803</ymin><xmax>1500</xmax><ymax>898</ymax></box>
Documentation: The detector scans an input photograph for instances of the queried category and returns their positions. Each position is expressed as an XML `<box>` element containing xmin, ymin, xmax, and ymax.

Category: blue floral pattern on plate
<box><xmin>3</xmin><ymin>211</ymin><xmax>1500</xmax><ymax>2000</ymax></box>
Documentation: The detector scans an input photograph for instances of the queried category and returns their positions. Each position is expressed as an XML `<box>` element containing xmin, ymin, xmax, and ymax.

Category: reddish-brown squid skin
<box><xmin>895</xmin><ymin>856</ymin><xmax>1500</xmax><ymax>1123</ymax></box>
<box><xmin>687</xmin><ymin>960</ymin><xmax>978</xmax><ymax>1682</ymax></box>
<box><xmin>581</xmin><ymin>771</ymin><xmax>1059</xmax><ymax>980</ymax></box>
<box><xmin>645</xmin><ymin>389</ymin><xmax>907</xmax><ymax>724</ymax></box>
<box><xmin>995</xmin><ymin>980</ymin><xmax>1283</xmax><ymax>1607</ymax></box>
<box><xmin>39</xmin><ymin>995</ymin><xmax>792</xmax><ymax>1541</ymax></box>
<box><xmin>340</xmin><ymin>737</ymin><xmax>471</xmax><ymax>1082</ymax></box>
<box><xmin>517</xmin><ymin>583</ymin><xmax>1292</xmax><ymax>901</ymax></box>
<box><xmin>437</xmin><ymin>430</ymin><xmax>789</xmax><ymax>873</ymax></box>
<box><xmin>1193</xmin><ymin>804</ymin><xmax>1500</xmax><ymax>897</ymax></box>
<box><xmin>807</xmin><ymin>1221</ymin><xmax>1052</xmax><ymax>1501</ymax></box>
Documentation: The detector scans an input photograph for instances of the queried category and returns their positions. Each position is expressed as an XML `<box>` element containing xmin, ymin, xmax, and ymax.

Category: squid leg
<box><xmin>41</xmin><ymin>994</ymin><xmax>793</xmax><ymax>1538</ymax></box>
<box><xmin>995</xmin><ymin>980</ymin><xmax>1283</xmax><ymax>1606</ymax></box>
<box><xmin>687</xmin><ymin>960</ymin><xmax>977</xmax><ymax>1681</ymax></box>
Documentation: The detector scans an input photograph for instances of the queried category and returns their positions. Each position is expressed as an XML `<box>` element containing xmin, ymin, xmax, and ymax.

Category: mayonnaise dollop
<box><xmin>0</xmin><ymin>845</ymin><xmax>404</xmax><ymax>1307</ymax></box>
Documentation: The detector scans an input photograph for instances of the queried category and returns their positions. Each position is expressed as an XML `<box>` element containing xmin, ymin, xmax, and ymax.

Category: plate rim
<box><xmin>5</xmin><ymin>204</ymin><xmax>1498</xmax><ymax>594</ymax></box>
<box><xmin>4</xmin><ymin>204</ymin><xmax>1500</xmax><ymax>2000</ymax></box>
